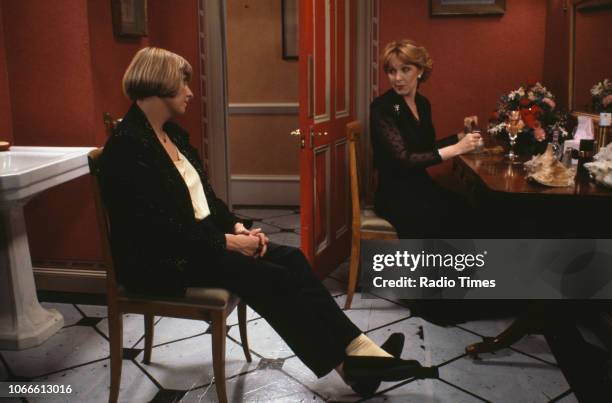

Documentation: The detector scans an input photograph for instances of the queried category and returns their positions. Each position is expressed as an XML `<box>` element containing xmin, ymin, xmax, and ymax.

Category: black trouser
<box><xmin>186</xmin><ymin>243</ymin><xmax>362</xmax><ymax>377</ymax></box>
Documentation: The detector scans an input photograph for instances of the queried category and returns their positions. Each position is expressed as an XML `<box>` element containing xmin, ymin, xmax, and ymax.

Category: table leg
<box><xmin>0</xmin><ymin>205</ymin><xmax>64</xmax><ymax>350</ymax></box>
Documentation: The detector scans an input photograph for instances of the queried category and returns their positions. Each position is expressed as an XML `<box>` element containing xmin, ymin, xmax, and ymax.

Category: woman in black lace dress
<box><xmin>371</xmin><ymin>40</ymin><xmax>481</xmax><ymax>238</ymax></box>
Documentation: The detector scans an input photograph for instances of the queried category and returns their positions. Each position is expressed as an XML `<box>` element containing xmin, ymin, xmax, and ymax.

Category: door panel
<box><xmin>300</xmin><ymin>0</ymin><xmax>354</xmax><ymax>277</ymax></box>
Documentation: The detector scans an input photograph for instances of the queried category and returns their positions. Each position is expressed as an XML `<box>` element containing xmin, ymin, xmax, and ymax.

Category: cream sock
<box><xmin>345</xmin><ymin>333</ymin><xmax>392</xmax><ymax>357</ymax></box>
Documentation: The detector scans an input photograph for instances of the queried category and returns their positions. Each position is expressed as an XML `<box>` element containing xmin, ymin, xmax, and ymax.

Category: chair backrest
<box><xmin>88</xmin><ymin>148</ymin><xmax>120</xmax><ymax>301</ymax></box>
<box><xmin>347</xmin><ymin>121</ymin><xmax>363</xmax><ymax>234</ymax></box>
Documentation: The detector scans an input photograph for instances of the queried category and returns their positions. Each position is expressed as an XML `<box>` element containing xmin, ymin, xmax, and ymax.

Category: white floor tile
<box><xmin>439</xmin><ymin>351</ymin><xmax>570</xmax><ymax>402</ymax></box>
<box><xmin>282</xmin><ymin>356</ymin><xmax>359</xmax><ymax>402</ymax></box>
<box><xmin>366</xmin><ymin>379</ymin><xmax>484</xmax><ymax>403</ymax></box>
<box><xmin>97</xmin><ymin>314</ymin><xmax>147</xmax><ymax>349</ymax></box>
<box><xmin>227</xmin><ymin>318</ymin><xmax>293</xmax><ymax>360</ymax></box>
<box><xmin>76</xmin><ymin>304</ymin><xmax>108</xmax><ymax>318</ymax></box>
<box><xmin>225</xmin><ymin>304</ymin><xmax>260</xmax><ymax>327</ymax></box>
<box><xmin>234</xmin><ymin>209</ymin><xmax>295</xmax><ymax>220</ymax></box>
<box><xmin>136</xmin><ymin>334</ymin><xmax>257</xmax><ymax>391</ymax></box>
<box><xmin>133</xmin><ymin>317</ymin><xmax>209</xmax><ymax>349</ymax></box>
<box><xmin>179</xmin><ymin>368</ymin><xmax>323</xmax><ymax>402</ymax></box>
<box><xmin>556</xmin><ymin>392</ymin><xmax>579</xmax><ymax>402</ymax></box>
<box><xmin>322</xmin><ymin>276</ymin><xmax>347</xmax><ymax>297</ymax></box>
<box><xmin>32</xmin><ymin>359</ymin><xmax>158</xmax><ymax>403</ymax></box>
<box><xmin>262</xmin><ymin>214</ymin><xmax>300</xmax><ymax>230</ymax></box>
<box><xmin>1</xmin><ymin>326</ymin><xmax>109</xmax><ymax>378</ymax></box>
<box><xmin>511</xmin><ymin>334</ymin><xmax>558</xmax><ymax>365</ymax></box>
<box><xmin>41</xmin><ymin>302</ymin><xmax>83</xmax><ymax>327</ymax></box>
<box><xmin>334</xmin><ymin>294</ymin><xmax>411</xmax><ymax>332</ymax></box>
<box><xmin>458</xmin><ymin>318</ymin><xmax>515</xmax><ymax>338</ymax></box>
<box><xmin>268</xmin><ymin>232</ymin><xmax>300</xmax><ymax>248</ymax></box>
<box><xmin>248</xmin><ymin>220</ymin><xmax>282</xmax><ymax>234</ymax></box>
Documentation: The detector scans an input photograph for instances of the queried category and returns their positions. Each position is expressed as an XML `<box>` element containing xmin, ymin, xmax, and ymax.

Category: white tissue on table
<box><xmin>584</xmin><ymin>143</ymin><xmax>612</xmax><ymax>188</ymax></box>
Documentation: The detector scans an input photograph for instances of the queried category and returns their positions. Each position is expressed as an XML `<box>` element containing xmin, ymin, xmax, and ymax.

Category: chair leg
<box><xmin>211</xmin><ymin>310</ymin><xmax>228</xmax><ymax>403</ymax></box>
<box><xmin>143</xmin><ymin>314</ymin><xmax>154</xmax><ymax>364</ymax></box>
<box><xmin>108</xmin><ymin>310</ymin><xmax>123</xmax><ymax>403</ymax></box>
<box><xmin>345</xmin><ymin>235</ymin><xmax>361</xmax><ymax>309</ymax></box>
<box><xmin>237</xmin><ymin>302</ymin><xmax>252</xmax><ymax>362</ymax></box>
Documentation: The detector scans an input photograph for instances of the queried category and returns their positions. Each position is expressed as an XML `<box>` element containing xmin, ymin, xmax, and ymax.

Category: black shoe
<box><xmin>350</xmin><ymin>333</ymin><xmax>405</xmax><ymax>397</ymax></box>
<box><xmin>381</xmin><ymin>332</ymin><xmax>405</xmax><ymax>358</ymax></box>
<box><xmin>346</xmin><ymin>357</ymin><xmax>438</xmax><ymax>397</ymax></box>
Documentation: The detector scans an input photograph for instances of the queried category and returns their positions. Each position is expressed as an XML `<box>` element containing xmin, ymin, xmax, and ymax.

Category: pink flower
<box><xmin>542</xmin><ymin>97</ymin><xmax>556</xmax><ymax>110</ymax></box>
<box><xmin>603</xmin><ymin>94</ymin><xmax>612</xmax><ymax>107</ymax></box>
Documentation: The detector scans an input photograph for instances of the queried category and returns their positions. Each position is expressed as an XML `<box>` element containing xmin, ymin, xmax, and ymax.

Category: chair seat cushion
<box><xmin>360</xmin><ymin>208</ymin><xmax>396</xmax><ymax>233</ymax></box>
<box><xmin>118</xmin><ymin>285</ymin><xmax>236</xmax><ymax>309</ymax></box>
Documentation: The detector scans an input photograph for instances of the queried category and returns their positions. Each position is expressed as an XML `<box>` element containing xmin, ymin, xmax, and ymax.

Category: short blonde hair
<box><xmin>382</xmin><ymin>40</ymin><xmax>433</xmax><ymax>82</ymax></box>
<box><xmin>122</xmin><ymin>47</ymin><xmax>192</xmax><ymax>100</ymax></box>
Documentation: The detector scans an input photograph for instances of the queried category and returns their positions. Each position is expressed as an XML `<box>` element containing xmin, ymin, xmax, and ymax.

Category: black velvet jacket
<box><xmin>99</xmin><ymin>104</ymin><xmax>238</xmax><ymax>296</ymax></box>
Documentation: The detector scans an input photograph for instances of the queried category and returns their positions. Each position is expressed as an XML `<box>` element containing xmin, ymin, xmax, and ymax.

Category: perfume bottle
<box><xmin>550</xmin><ymin>127</ymin><xmax>562</xmax><ymax>160</ymax></box>
<box><xmin>596</xmin><ymin>112</ymin><xmax>611</xmax><ymax>152</ymax></box>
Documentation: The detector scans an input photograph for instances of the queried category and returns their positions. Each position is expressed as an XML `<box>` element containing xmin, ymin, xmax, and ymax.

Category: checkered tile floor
<box><xmin>0</xmin><ymin>209</ymin><xmax>578</xmax><ymax>402</ymax></box>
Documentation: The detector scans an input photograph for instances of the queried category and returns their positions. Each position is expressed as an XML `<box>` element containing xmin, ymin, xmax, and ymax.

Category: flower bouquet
<box><xmin>591</xmin><ymin>78</ymin><xmax>612</xmax><ymax>113</ymax></box>
<box><xmin>488</xmin><ymin>82</ymin><xmax>572</xmax><ymax>156</ymax></box>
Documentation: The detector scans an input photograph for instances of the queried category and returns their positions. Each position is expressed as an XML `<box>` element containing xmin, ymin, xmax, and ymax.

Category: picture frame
<box><xmin>282</xmin><ymin>0</ymin><xmax>298</xmax><ymax>60</ymax></box>
<box><xmin>430</xmin><ymin>0</ymin><xmax>506</xmax><ymax>16</ymax></box>
<box><xmin>111</xmin><ymin>0</ymin><xmax>148</xmax><ymax>38</ymax></box>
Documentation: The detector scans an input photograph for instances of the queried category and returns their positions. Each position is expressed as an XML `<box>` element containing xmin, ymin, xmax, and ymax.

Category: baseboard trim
<box><xmin>34</xmin><ymin>266</ymin><xmax>106</xmax><ymax>294</ymax></box>
<box><xmin>231</xmin><ymin>174</ymin><xmax>300</xmax><ymax>205</ymax></box>
<box><xmin>228</xmin><ymin>103</ymin><xmax>299</xmax><ymax>115</ymax></box>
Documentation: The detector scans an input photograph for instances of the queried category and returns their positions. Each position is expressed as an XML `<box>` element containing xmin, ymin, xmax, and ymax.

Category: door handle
<box><xmin>290</xmin><ymin>128</ymin><xmax>305</xmax><ymax>149</ymax></box>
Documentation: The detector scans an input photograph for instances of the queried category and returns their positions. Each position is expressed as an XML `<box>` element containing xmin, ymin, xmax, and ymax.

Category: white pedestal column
<box><xmin>0</xmin><ymin>203</ymin><xmax>64</xmax><ymax>350</ymax></box>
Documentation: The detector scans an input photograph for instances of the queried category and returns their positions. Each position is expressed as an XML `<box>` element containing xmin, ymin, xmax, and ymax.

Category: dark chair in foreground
<box><xmin>88</xmin><ymin>148</ymin><xmax>251</xmax><ymax>403</ymax></box>
<box><xmin>345</xmin><ymin>121</ymin><xmax>398</xmax><ymax>309</ymax></box>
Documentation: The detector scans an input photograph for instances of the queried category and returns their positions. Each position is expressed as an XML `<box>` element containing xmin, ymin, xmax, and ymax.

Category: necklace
<box><xmin>156</xmin><ymin>131</ymin><xmax>168</xmax><ymax>143</ymax></box>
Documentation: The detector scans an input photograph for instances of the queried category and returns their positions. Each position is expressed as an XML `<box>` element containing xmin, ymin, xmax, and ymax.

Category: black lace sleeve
<box><xmin>370</xmin><ymin>105</ymin><xmax>442</xmax><ymax>170</ymax></box>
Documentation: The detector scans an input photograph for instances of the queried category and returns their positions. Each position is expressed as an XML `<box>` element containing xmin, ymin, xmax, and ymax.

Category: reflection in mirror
<box><xmin>572</xmin><ymin>1</ymin><xmax>612</xmax><ymax>113</ymax></box>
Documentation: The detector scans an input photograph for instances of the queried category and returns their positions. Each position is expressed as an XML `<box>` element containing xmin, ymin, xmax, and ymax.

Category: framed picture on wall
<box><xmin>282</xmin><ymin>0</ymin><xmax>298</xmax><ymax>60</ymax></box>
<box><xmin>111</xmin><ymin>0</ymin><xmax>148</xmax><ymax>38</ymax></box>
<box><xmin>430</xmin><ymin>0</ymin><xmax>506</xmax><ymax>16</ymax></box>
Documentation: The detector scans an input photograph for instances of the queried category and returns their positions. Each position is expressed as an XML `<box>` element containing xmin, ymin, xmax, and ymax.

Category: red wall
<box><xmin>1</xmin><ymin>0</ymin><xmax>202</xmax><ymax>264</ymax></box>
<box><xmin>378</xmin><ymin>0</ymin><xmax>548</xmax><ymax>184</ymax></box>
<box><xmin>573</xmin><ymin>6</ymin><xmax>612</xmax><ymax>111</ymax></box>
<box><xmin>148</xmin><ymin>0</ymin><xmax>203</xmax><ymax>150</ymax></box>
<box><xmin>0</xmin><ymin>2</ymin><xmax>12</xmax><ymax>144</ymax></box>
<box><xmin>543</xmin><ymin>0</ymin><xmax>571</xmax><ymax>111</ymax></box>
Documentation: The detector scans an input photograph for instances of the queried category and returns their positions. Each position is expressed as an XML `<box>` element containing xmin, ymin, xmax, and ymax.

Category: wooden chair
<box><xmin>345</xmin><ymin>121</ymin><xmax>398</xmax><ymax>309</ymax></box>
<box><xmin>88</xmin><ymin>148</ymin><xmax>251</xmax><ymax>403</ymax></box>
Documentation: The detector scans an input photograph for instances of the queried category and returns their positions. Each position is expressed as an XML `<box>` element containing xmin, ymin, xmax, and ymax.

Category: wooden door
<box><xmin>299</xmin><ymin>0</ymin><xmax>355</xmax><ymax>277</ymax></box>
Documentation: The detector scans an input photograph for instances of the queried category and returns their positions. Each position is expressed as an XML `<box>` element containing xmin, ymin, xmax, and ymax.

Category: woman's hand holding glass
<box><xmin>455</xmin><ymin>131</ymin><xmax>482</xmax><ymax>155</ymax></box>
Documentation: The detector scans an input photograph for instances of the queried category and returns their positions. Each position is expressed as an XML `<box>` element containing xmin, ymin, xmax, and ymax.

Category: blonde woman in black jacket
<box><xmin>99</xmin><ymin>47</ymin><xmax>437</xmax><ymax>397</ymax></box>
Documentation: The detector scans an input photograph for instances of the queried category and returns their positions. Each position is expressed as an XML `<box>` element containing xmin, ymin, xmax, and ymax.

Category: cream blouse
<box><xmin>174</xmin><ymin>151</ymin><xmax>211</xmax><ymax>220</ymax></box>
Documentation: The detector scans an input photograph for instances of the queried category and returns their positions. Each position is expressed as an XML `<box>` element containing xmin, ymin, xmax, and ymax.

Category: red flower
<box><xmin>530</xmin><ymin>105</ymin><xmax>543</xmax><ymax>117</ymax></box>
<box><xmin>519</xmin><ymin>97</ymin><xmax>530</xmax><ymax>107</ymax></box>
<box><xmin>490</xmin><ymin>111</ymin><xmax>499</xmax><ymax>121</ymax></box>
<box><xmin>527</xmin><ymin>76</ymin><xmax>538</xmax><ymax>87</ymax></box>
<box><xmin>520</xmin><ymin>108</ymin><xmax>538</xmax><ymax>129</ymax></box>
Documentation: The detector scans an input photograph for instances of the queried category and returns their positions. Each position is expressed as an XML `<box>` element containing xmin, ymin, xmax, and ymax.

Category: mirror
<box><xmin>570</xmin><ymin>0</ymin><xmax>612</xmax><ymax>114</ymax></box>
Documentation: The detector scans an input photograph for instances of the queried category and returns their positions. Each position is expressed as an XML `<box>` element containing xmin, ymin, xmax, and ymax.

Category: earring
<box><xmin>418</xmin><ymin>74</ymin><xmax>423</xmax><ymax>80</ymax></box>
